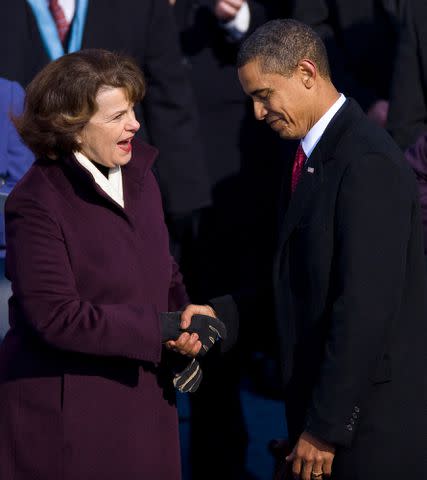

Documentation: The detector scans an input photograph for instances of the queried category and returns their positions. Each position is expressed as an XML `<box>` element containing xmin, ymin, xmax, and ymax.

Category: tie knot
<box><xmin>295</xmin><ymin>144</ymin><xmax>306</xmax><ymax>166</ymax></box>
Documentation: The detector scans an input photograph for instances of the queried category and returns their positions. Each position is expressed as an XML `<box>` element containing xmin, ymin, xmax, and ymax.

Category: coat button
<box><xmin>350</xmin><ymin>418</ymin><xmax>355</xmax><ymax>425</ymax></box>
<box><xmin>352</xmin><ymin>412</ymin><xmax>358</xmax><ymax>419</ymax></box>
<box><xmin>354</xmin><ymin>406</ymin><xmax>360</xmax><ymax>413</ymax></box>
<box><xmin>346</xmin><ymin>424</ymin><xmax>353</xmax><ymax>431</ymax></box>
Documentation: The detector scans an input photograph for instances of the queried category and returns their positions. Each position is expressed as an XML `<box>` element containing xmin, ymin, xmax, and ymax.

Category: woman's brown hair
<box><xmin>15</xmin><ymin>49</ymin><xmax>145</xmax><ymax>159</ymax></box>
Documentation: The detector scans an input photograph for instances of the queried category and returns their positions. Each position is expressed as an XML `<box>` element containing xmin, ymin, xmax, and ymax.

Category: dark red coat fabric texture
<box><xmin>0</xmin><ymin>140</ymin><xmax>188</xmax><ymax>479</ymax></box>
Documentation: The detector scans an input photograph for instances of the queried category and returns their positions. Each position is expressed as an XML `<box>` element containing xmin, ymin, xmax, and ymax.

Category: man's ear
<box><xmin>298</xmin><ymin>59</ymin><xmax>317</xmax><ymax>89</ymax></box>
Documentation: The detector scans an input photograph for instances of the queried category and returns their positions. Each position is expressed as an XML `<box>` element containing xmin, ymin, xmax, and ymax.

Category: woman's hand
<box><xmin>165</xmin><ymin>331</ymin><xmax>202</xmax><ymax>357</ymax></box>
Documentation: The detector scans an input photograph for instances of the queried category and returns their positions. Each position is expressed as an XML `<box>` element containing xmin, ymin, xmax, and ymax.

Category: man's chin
<box><xmin>268</xmin><ymin>121</ymin><xmax>295</xmax><ymax>140</ymax></box>
<box><xmin>276</xmin><ymin>128</ymin><xmax>297</xmax><ymax>140</ymax></box>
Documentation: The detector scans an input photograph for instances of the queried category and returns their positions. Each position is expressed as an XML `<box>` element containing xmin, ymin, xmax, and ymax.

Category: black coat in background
<box><xmin>387</xmin><ymin>0</ymin><xmax>427</xmax><ymax>150</ymax></box>
<box><xmin>174</xmin><ymin>0</ymin><xmax>286</xmax><ymax>302</ymax></box>
<box><xmin>273</xmin><ymin>99</ymin><xmax>427</xmax><ymax>479</ymax></box>
<box><xmin>173</xmin><ymin>2</ymin><xmax>288</xmax><ymax>479</ymax></box>
<box><xmin>289</xmin><ymin>0</ymin><xmax>404</xmax><ymax>110</ymax></box>
<box><xmin>0</xmin><ymin>0</ymin><xmax>210</xmax><ymax>217</ymax></box>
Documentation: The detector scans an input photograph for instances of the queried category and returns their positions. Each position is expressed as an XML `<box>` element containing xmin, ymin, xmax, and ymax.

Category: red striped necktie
<box><xmin>291</xmin><ymin>143</ymin><xmax>307</xmax><ymax>194</ymax></box>
<box><xmin>49</xmin><ymin>0</ymin><xmax>70</xmax><ymax>43</ymax></box>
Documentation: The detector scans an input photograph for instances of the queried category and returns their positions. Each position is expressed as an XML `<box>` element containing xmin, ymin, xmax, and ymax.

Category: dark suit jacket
<box><xmin>289</xmin><ymin>0</ymin><xmax>403</xmax><ymax>110</ymax></box>
<box><xmin>272</xmin><ymin>99</ymin><xmax>427</xmax><ymax>478</ymax></box>
<box><xmin>387</xmin><ymin>0</ymin><xmax>427</xmax><ymax>150</ymax></box>
<box><xmin>0</xmin><ymin>141</ymin><xmax>188</xmax><ymax>479</ymax></box>
<box><xmin>0</xmin><ymin>0</ymin><xmax>210</xmax><ymax>216</ymax></box>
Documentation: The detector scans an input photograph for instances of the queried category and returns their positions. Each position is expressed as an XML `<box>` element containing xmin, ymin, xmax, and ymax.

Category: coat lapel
<box><xmin>276</xmin><ymin>99</ymin><xmax>361</xmax><ymax>255</ymax></box>
<box><xmin>277</xmin><ymin>147</ymin><xmax>325</xmax><ymax>253</ymax></box>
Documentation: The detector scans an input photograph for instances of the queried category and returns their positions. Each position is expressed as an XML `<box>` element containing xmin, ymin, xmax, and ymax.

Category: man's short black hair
<box><xmin>237</xmin><ymin>19</ymin><xmax>331</xmax><ymax>79</ymax></box>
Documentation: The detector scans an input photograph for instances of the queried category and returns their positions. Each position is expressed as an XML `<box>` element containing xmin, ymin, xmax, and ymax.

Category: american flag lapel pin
<box><xmin>307</xmin><ymin>167</ymin><xmax>315</xmax><ymax>174</ymax></box>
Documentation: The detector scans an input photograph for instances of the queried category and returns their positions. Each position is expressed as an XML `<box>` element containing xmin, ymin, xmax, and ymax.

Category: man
<box><xmin>183</xmin><ymin>19</ymin><xmax>427</xmax><ymax>479</ymax></box>
<box><xmin>0</xmin><ymin>0</ymin><xmax>211</xmax><ymax>244</ymax></box>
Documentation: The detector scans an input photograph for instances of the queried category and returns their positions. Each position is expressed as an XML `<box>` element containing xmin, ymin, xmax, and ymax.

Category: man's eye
<box><xmin>259</xmin><ymin>91</ymin><xmax>271</xmax><ymax>100</ymax></box>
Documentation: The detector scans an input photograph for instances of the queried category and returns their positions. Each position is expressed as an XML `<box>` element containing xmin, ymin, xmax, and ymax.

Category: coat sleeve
<box><xmin>305</xmin><ymin>154</ymin><xmax>416</xmax><ymax>447</ymax></box>
<box><xmin>168</xmin><ymin>257</ymin><xmax>189</xmax><ymax>311</ymax></box>
<box><xmin>142</xmin><ymin>0</ymin><xmax>211</xmax><ymax>215</ymax></box>
<box><xmin>387</xmin><ymin>0</ymin><xmax>427</xmax><ymax>150</ymax></box>
<box><xmin>5</xmin><ymin>194</ymin><xmax>163</xmax><ymax>364</ymax></box>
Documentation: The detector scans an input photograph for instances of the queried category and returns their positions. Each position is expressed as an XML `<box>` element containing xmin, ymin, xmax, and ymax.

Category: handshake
<box><xmin>160</xmin><ymin>308</ymin><xmax>228</xmax><ymax>393</ymax></box>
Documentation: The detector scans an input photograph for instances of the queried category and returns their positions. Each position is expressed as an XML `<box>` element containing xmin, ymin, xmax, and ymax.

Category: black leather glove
<box><xmin>160</xmin><ymin>311</ymin><xmax>227</xmax><ymax>356</ymax></box>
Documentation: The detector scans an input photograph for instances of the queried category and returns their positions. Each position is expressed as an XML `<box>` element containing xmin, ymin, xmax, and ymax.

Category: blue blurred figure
<box><xmin>0</xmin><ymin>78</ymin><xmax>34</xmax><ymax>339</ymax></box>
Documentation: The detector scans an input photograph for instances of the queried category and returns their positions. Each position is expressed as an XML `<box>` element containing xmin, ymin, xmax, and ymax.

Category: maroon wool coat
<box><xmin>0</xmin><ymin>141</ymin><xmax>188</xmax><ymax>479</ymax></box>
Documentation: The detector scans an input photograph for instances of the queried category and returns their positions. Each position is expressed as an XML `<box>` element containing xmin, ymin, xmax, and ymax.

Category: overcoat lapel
<box><xmin>277</xmin><ymin>149</ymin><xmax>325</xmax><ymax>253</ymax></box>
<box><xmin>276</xmin><ymin>99</ymin><xmax>360</xmax><ymax>256</ymax></box>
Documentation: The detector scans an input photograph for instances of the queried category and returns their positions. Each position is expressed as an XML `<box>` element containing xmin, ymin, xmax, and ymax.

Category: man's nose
<box><xmin>253</xmin><ymin>101</ymin><xmax>267</xmax><ymax>121</ymax></box>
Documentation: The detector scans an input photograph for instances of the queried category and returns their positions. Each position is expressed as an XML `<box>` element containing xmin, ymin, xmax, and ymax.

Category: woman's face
<box><xmin>78</xmin><ymin>87</ymin><xmax>140</xmax><ymax>168</ymax></box>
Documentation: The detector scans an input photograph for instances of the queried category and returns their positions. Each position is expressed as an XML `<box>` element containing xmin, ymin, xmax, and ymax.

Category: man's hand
<box><xmin>286</xmin><ymin>431</ymin><xmax>335</xmax><ymax>480</ymax></box>
<box><xmin>180</xmin><ymin>303</ymin><xmax>216</xmax><ymax>329</ymax></box>
<box><xmin>367</xmin><ymin>99</ymin><xmax>389</xmax><ymax>127</ymax></box>
<box><xmin>214</xmin><ymin>0</ymin><xmax>245</xmax><ymax>21</ymax></box>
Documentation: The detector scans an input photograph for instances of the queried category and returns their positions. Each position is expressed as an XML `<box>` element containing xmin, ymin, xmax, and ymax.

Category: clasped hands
<box><xmin>214</xmin><ymin>0</ymin><xmax>246</xmax><ymax>22</ymax></box>
<box><xmin>160</xmin><ymin>304</ymin><xmax>226</xmax><ymax>393</ymax></box>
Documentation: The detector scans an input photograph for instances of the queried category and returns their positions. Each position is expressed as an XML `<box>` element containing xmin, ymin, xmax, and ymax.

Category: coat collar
<box><xmin>277</xmin><ymin>99</ymin><xmax>364</xmax><ymax>252</ymax></box>
<box><xmin>61</xmin><ymin>139</ymin><xmax>158</xmax><ymax>218</ymax></box>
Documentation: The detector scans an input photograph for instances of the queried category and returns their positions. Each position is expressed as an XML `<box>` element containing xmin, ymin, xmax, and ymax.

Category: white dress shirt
<box><xmin>74</xmin><ymin>151</ymin><xmax>125</xmax><ymax>208</ymax></box>
<box><xmin>301</xmin><ymin>93</ymin><xmax>347</xmax><ymax>158</ymax></box>
<box><xmin>46</xmin><ymin>0</ymin><xmax>75</xmax><ymax>22</ymax></box>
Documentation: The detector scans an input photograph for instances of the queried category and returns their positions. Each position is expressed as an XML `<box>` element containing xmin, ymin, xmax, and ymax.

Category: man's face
<box><xmin>238</xmin><ymin>59</ymin><xmax>315</xmax><ymax>140</ymax></box>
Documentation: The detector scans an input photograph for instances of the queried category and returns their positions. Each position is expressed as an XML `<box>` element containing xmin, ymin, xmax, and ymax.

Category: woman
<box><xmin>0</xmin><ymin>49</ymin><xmax>220</xmax><ymax>480</ymax></box>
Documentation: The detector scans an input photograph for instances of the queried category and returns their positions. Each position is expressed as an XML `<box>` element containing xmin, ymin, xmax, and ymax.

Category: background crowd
<box><xmin>0</xmin><ymin>1</ymin><xmax>426</xmax><ymax>479</ymax></box>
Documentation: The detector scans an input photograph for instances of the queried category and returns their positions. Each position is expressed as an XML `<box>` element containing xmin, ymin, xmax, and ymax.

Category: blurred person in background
<box><xmin>387</xmin><ymin>0</ymin><xmax>427</xmax><ymax>150</ymax></box>
<box><xmin>387</xmin><ymin>0</ymin><xmax>427</xmax><ymax>261</ymax></box>
<box><xmin>0</xmin><ymin>49</ymin><xmax>227</xmax><ymax>480</ymax></box>
<box><xmin>0</xmin><ymin>0</ymin><xmax>211</xmax><ymax>257</ymax></box>
<box><xmin>172</xmin><ymin>1</ymin><xmax>287</xmax><ymax>478</ymax></box>
<box><xmin>289</xmin><ymin>0</ymin><xmax>406</xmax><ymax>127</ymax></box>
<box><xmin>0</xmin><ymin>78</ymin><xmax>34</xmax><ymax>339</ymax></box>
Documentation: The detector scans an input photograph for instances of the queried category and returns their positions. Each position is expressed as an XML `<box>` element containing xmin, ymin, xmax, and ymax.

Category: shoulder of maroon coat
<box><xmin>125</xmin><ymin>139</ymin><xmax>159</xmax><ymax>181</ymax></box>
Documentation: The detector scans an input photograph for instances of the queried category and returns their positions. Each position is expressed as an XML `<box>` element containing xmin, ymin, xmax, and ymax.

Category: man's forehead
<box><xmin>238</xmin><ymin>60</ymin><xmax>267</xmax><ymax>88</ymax></box>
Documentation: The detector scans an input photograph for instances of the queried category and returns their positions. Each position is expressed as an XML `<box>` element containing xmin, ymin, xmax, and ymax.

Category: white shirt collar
<box><xmin>45</xmin><ymin>0</ymin><xmax>75</xmax><ymax>23</ymax></box>
<box><xmin>301</xmin><ymin>93</ymin><xmax>346</xmax><ymax>158</ymax></box>
<box><xmin>74</xmin><ymin>151</ymin><xmax>125</xmax><ymax>208</ymax></box>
